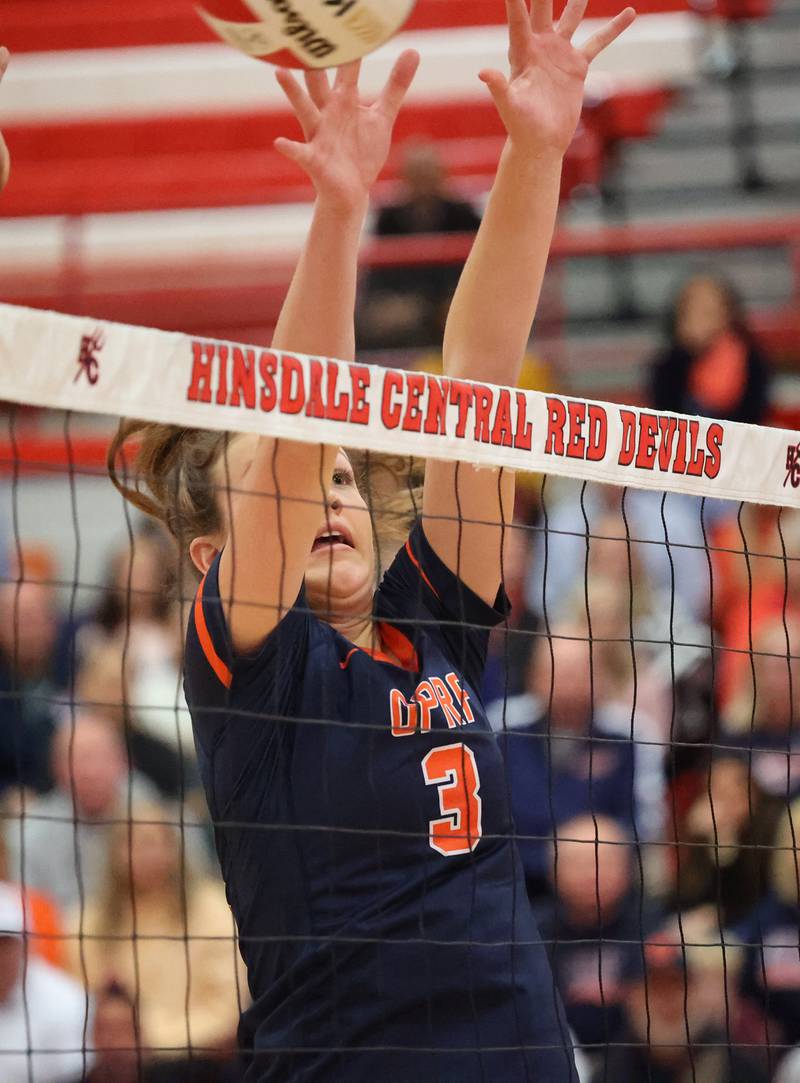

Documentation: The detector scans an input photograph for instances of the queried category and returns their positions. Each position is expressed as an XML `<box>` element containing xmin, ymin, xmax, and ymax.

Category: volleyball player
<box><xmin>0</xmin><ymin>47</ymin><xmax>10</xmax><ymax>195</ymax></box>
<box><xmin>110</xmin><ymin>1</ymin><xmax>634</xmax><ymax>1079</ymax></box>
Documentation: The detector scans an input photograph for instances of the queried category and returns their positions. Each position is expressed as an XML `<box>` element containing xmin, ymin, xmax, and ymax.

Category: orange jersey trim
<box><xmin>404</xmin><ymin>540</ymin><xmax>441</xmax><ymax>600</ymax></box>
<box><xmin>194</xmin><ymin>577</ymin><xmax>233</xmax><ymax>689</ymax></box>
<box><xmin>339</xmin><ymin>621</ymin><xmax>419</xmax><ymax>674</ymax></box>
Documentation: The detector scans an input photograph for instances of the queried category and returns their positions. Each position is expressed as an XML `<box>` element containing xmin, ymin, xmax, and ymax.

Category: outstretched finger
<box><xmin>531</xmin><ymin>0</ymin><xmax>553</xmax><ymax>34</ymax></box>
<box><xmin>0</xmin><ymin>46</ymin><xmax>9</xmax><ymax>80</ymax></box>
<box><xmin>557</xmin><ymin>0</ymin><xmax>589</xmax><ymax>39</ymax></box>
<box><xmin>506</xmin><ymin>0</ymin><xmax>534</xmax><ymax>66</ymax></box>
<box><xmin>335</xmin><ymin>59</ymin><xmax>361</xmax><ymax>92</ymax></box>
<box><xmin>479</xmin><ymin>68</ymin><xmax>511</xmax><ymax>120</ymax></box>
<box><xmin>275</xmin><ymin>69</ymin><xmax>319</xmax><ymax>138</ymax></box>
<box><xmin>304</xmin><ymin>69</ymin><xmax>331</xmax><ymax>110</ymax></box>
<box><xmin>274</xmin><ymin>137</ymin><xmax>315</xmax><ymax>172</ymax></box>
<box><xmin>581</xmin><ymin>7</ymin><xmax>636</xmax><ymax>62</ymax></box>
<box><xmin>377</xmin><ymin>49</ymin><xmax>420</xmax><ymax>120</ymax></box>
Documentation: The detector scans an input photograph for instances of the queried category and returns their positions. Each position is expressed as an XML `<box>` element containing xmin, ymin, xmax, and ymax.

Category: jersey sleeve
<box><xmin>377</xmin><ymin>520</ymin><xmax>510</xmax><ymax>692</ymax></box>
<box><xmin>183</xmin><ymin>552</ymin><xmax>312</xmax><ymax>754</ymax></box>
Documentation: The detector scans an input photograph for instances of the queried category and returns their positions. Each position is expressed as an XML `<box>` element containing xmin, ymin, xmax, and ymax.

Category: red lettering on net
<box><xmin>421</xmin><ymin>744</ymin><xmax>483</xmax><ymax>857</ymax></box>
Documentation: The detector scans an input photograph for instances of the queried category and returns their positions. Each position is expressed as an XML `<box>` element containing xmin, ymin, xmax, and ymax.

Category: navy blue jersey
<box><xmin>184</xmin><ymin>522</ymin><xmax>577</xmax><ymax>1083</ymax></box>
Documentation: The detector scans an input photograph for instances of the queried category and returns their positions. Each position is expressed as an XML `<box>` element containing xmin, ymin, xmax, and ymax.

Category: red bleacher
<box><xmin>2</xmin><ymin>104</ymin><xmax>605</xmax><ymax>217</ymax></box>
<box><xmin>2</xmin><ymin>0</ymin><xmax>690</xmax><ymax>53</ymax></box>
<box><xmin>0</xmin><ymin>0</ymin><xmax>690</xmax><ymax>217</ymax></box>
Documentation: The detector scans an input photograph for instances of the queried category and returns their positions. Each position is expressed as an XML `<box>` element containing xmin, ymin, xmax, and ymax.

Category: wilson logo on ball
<box><xmin>197</xmin><ymin>0</ymin><xmax>418</xmax><ymax>69</ymax></box>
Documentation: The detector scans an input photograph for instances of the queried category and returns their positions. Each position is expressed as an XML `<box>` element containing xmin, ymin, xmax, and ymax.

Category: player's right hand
<box><xmin>0</xmin><ymin>48</ymin><xmax>10</xmax><ymax>194</ymax></box>
<box><xmin>273</xmin><ymin>51</ymin><xmax>420</xmax><ymax>214</ymax></box>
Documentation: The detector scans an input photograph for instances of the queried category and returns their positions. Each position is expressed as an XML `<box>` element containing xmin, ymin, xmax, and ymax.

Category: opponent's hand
<box><xmin>274</xmin><ymin>51</ymin><xmax>420</xmax><ymax>212</ymax></box>
<box><xmin>0</xmin><ymin>48</ymin><xmax>10</xmax><ymax>194</ymax></box>
<box><xmin>480</xmin><ymin>0</ymin><xmax>635</xmax><ymax>159</ymax></box>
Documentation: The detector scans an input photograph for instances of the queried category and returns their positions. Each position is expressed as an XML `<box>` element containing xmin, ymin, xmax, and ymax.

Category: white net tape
<box><xmin>2</xmin><ymin>301</ymin><xmax>799</xmax><ymax>508</ymax></box>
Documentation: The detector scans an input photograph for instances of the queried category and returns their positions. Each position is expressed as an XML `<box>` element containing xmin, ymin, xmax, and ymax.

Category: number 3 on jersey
<box><xmin>421</xmin><ymin>743</ymin><xmax>483</xmax><ymax>857</ymax></box>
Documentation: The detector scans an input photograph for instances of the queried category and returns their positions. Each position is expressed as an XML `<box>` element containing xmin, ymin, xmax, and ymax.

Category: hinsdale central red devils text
<box><xmin>186</xmin><ymin>342</ymin><xmax>725</xmax><ymax>479</ymax></box>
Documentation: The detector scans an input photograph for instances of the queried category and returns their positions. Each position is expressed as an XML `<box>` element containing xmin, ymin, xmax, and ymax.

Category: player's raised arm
<box><xmin>422</xmin><ymin>0</ymin><xmax>634</xmax><ymax>605</ymax></box>
<box><xmin>206</xmin><ymin>53</ymin><xmax>419</xmax><ymax>653</ymax></box>
<box><xmin>1</xmin><ymin>47</ymin><xmax>11</xmax><ymax>194</ymax></box>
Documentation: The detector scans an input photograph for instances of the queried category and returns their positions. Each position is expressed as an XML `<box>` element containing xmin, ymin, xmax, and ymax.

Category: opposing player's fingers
<box><xmin>274</xmin><ymin>137</ymin><xmax>314</xmax><ymax>170</ymax></box>
<box><xmin>304</xmin><ymin>69</ymin><xmax>331</xmax><ymax>110</ymax></box>
<box><xmin>557</xmin><ymin>0</ymin><xmax>589</xmax><ymax>39</ymax></box>
<box><xmin>0</xmin><ymin>46</ymin><xmax>9</xmax><ymax>80</ymax></box>
<box><xmin>335</xmin><ymin>59</ymin><xmax>361</xmax><ymax>92</ymax></box>
<box><xmin>378</xmin><ymin>50</ymin><xmax>420</xmax><ymax>119</ymax></box>
<box><xmin>531</xmin><ymin>0</ymin><xmax>553</xmax><ymax>33</ymax></box>
<box><xmin>581</xmin><ymin>7</ymin><xmax>636</xmax><ymax>61</ymax></box>
<box><xmin>275</xmin><ymin>69</ymin><xmax>319</xmax><ymax>137</ymax></box>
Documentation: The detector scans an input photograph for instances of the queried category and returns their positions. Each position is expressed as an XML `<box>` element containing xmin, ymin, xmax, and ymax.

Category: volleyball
<box><xmin>196</xmin><ymin>0</ymin><xmax>419</xmax><ymax>69</ymax></box>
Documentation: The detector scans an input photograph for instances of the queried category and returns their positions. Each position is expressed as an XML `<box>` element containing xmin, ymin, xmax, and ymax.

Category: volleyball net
<box><xmin>0</xmin><ymin>300</ymin><xmax>798</xmax><ymax>1082</ymax></box>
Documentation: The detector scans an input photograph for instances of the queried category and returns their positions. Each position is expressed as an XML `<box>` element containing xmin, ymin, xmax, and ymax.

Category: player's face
<box><xmin>215</xmin><ymin>439</ymin><xmax>376</xmax><ymax>618</ymax></box>
<box><xmin>304</xmin><ymin>450</ymin><xmax>376</xmax><ymax>618</ymax></box>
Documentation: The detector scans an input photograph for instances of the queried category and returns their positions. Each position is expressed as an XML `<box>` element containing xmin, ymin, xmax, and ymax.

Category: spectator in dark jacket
<box><xmin>649</xmin><ymin>273</ymin><xmax>770</xmax><ymax>425</ymax></box>
<box><xmin>0</xmin><ymin>578</ymin><xmax>62</xmax><ymax>795</ymax></box>
<box><xmin>359</xmin><ymin>141</ymin><xmax>481</xmax><ymax>349</ymax></box>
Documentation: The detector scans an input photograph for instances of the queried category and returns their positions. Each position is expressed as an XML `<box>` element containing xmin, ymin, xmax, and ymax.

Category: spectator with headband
<box><xmin>0</xmin><ymin>882</ymin><xmax>90</xmax><ymax>1081</ymax></box>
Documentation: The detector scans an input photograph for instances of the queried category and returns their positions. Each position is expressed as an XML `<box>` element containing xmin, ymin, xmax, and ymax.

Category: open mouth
<box><xmin>312</xmin><ymin>530</ymin><xmax>355</xmax><ymax>554</ymax></box>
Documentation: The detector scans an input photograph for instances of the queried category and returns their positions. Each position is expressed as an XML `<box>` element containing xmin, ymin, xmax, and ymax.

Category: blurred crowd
<box><xmin>0</xmin><ymin>153</ymin><xmax>793</xmax><ymax>1083</ymax></box>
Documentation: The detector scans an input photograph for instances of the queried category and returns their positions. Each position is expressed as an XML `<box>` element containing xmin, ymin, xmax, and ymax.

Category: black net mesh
<box><xmin>0</xmin><ymin>404</ymin><xmax>797</xmax><ymax>1083</ymax></box>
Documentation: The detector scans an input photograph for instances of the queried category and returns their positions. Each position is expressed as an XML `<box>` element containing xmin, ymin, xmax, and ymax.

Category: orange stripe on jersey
<box><xmin>379</xmin><ymin>621</ymin><xmax>419</xmax><ymax>671</ymax></box>
<box><xmin>194</xmin><ymin>577</ymin><xmax>233</xmax><ymax>689</ymax></box>
<box><xmin>339</xmin><ymin>622</ymin><xmax>419</xmax><ymax>673</ymax></box>
<box><xmin>405</xmin><ymin>540</ymin><xmax>440</xmax><ymax>600</ymax></box>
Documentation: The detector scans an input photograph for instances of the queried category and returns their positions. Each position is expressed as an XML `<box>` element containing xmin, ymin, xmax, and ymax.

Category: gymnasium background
<box><xmin>0</xmin><ymin>0</ymin><xmax>799</xmax><ymax>1080</ymax></box>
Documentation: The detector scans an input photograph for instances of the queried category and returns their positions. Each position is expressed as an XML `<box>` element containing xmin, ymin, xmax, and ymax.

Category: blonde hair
<box><xmin>93</xmin><ymin>802</ymin><xmax>194</xmax><ymax>937</ymax></box>
<box><xmin>108</xmin><ymin>421</ymin><xmax>229</xmax><ymax>582</ymax></box>
<box><xmin>108</xmin><ymin>421</ymin><xmax>424</xmax><ymax>581</ymax></box>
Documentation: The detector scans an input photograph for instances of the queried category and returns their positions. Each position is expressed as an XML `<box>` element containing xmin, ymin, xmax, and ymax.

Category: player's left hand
<box><xmin>274</xmin><ymin>51</ymin><xmax>420</xmax><ymax>213</ymax></box>
<box><xmin>480</xmin><ymin>0</ymin><xmax>636</xmax><ymax>159</ymax></box>
<box><xmin>0</xmin><ymin>47</ymin><xmax>11</xmax><ymax>194</ymax></box>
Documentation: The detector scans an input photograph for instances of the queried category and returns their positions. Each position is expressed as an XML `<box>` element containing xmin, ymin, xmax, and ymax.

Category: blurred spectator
<box><xmin>0</xmin><ymin>882</ymin><xmax>91</xmax><ymax>1081</ymax></box>
<box><xmin>528</xmin><ymin>478</ymin><xmax>714</xmax><ymax>643</ymax></box>
<box><xmin>4</xmin><ymin>711</ymin><xmax>156</xmax><ymax>911</ymax></box>
<box><xmin>74</xmin><ymin>637</ymin><xmax>191</xmax><ymax>800</ymax></box>
<box><xmin>670</xmin><ymin>746</ymin><xmax>781</xmax><ymax>927</ymax></box>
<box><xmin>359</xmin><ymin>140</ymin><xmax>481</xmax><ymax>349</ymax></box>
<box><xmin>490</xmin><ymin>627</ymin><xmax>646</xmax><ymax>900</ymax></box>
<box><xmin>67</xmin><ymin>802</ymin><xmax>244</xmax><ymax>1066</ymax></box>
<box><xmin>0</xmin><ymin>578</ymin><xmax>63</xmax><ymax>795</ymax></box>
<box><xmin>599</xmin><ymin>914</ymin><xmax>768</xmax><ymax>1082</ymax></box>
<box><xmin>649</xmin><ymin>273</ymin><xmax>770</xmax><ymax>425</ymax></box>
<box><xmin>68</xmin><ymin>980</ymin><xmax>141</xmax><ymax>1083</ymax></box>
<box><xmin>71</xmin><ymin>526</ymin><xmax>195</xmax><ymax>798</ymax></box>
<box><xmin>0</xmin><ymin>831</ymin><xmax>65</xmax><ymax>970</ymax></box>
<box><xmin>724</xmin><ymin>619</ymin><xmax>800</xmax><ymax>802</ymax></box>
<box><xmin>711</xmin><ymin>506</ymin><xmax>800</xmax><ymax>721</ymax></box>
<box><xmin>537</xmin><ymin>815</ymin><xmax>649</xmax><ymax>1064</ymax></box>
<box><xmin>737</xmin><ymin>795</ymin><xmax>800</xmax><ymax>1049</ymax></box>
